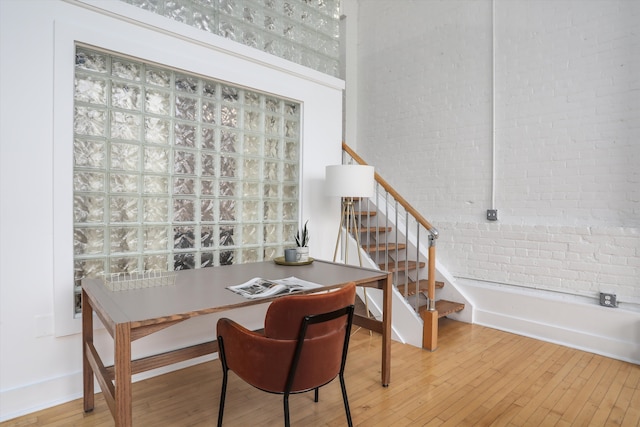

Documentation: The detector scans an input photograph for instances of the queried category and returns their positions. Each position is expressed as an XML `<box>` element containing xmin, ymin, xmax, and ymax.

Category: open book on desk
<box><xmin>227</xmin><ymin>276</ymin><xmax>322</xmax><ymax>299</ymax></box>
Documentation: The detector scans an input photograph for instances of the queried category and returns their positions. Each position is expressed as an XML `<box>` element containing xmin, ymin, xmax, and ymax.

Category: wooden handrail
<box><xmin>342</xmin><ymin>142</ymin><xmax>438</xmax><ymax>238</ymax></box>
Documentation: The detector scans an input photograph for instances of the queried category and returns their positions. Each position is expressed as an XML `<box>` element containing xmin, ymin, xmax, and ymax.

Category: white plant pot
<box><xmin>296</xmin><ymin>247</ymin><xmax>309</xmax><ymax>262</ymax></box>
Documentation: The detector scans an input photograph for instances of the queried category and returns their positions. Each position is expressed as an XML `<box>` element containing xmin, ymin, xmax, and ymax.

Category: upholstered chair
<box><xmin>216</xmin><ymin>282</ymin><xmax>356</xmax><ymax>427</ymax></box>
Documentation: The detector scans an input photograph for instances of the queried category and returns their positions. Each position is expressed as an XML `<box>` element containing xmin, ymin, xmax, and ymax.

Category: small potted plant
<box><xmin>295</xmin><ymin>220</ymin><xmax>310</xmax><ymax>262</ymax></box>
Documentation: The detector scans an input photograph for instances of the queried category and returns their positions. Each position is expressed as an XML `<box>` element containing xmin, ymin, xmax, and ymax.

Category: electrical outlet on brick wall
<box><xmin>487</xmin><ymin>209</ymin><xmax>498</xmax><ymax>221</ymax></box>
<box><xmin>599</xmin><ymin>292</ymin><xmax>618</xmax><ymax>308</ymax></box>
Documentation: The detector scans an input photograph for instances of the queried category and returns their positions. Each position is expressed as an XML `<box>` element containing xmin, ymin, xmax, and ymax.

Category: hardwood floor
<box><xmin>3</xmin><ymin>319</ymin><xmax>639</xmax><ymax>426</ymax></box>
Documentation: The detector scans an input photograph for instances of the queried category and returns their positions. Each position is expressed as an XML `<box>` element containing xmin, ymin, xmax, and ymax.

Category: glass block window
<box><xmin>73</xmin><ymin>46</ymin><xmax>300</xmax><ymax>314</ymax></box>
<box><xmin>119</xmin><ymin>0</ymin><xmax>341</xmax><ymax>77</ymax></box>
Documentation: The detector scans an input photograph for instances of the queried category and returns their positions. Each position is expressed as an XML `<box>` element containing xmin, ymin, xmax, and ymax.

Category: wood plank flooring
<box><xmin>3</xmin><ymin>319</ymin><xmax>639</xmax><ymax>426</ymax></box>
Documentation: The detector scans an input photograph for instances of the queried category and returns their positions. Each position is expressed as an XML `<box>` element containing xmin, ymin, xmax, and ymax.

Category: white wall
<box><xmin>347</xmin><ymin>0</ymin><xmax>639</xmax><ymax>360</ymax></box>
<box><xmin>0</xmin><ymin>0</ymin><xmax>344</xmax><ymax>420</ymax></box>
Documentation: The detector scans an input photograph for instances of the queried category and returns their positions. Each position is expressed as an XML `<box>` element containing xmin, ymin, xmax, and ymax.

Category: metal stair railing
<box><xmin>341</xmin><ymin>143</ymin><xmax>439</xmax><ymax>314</ymax></box>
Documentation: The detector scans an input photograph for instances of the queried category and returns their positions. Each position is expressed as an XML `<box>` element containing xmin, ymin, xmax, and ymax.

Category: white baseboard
<box><xmin>1</xmin><ymin>371</ymin><xmax>84</xmax><ymax>423</ymax></box>
<box><xmin>0</xmin><ymin>354</ymin><xmax>215</xmax><ymax>423</ymax></box>
<box><xmin>457</xmin><ymin>278</ymin><xmax>640</xmax><ymax>365</ymax></box>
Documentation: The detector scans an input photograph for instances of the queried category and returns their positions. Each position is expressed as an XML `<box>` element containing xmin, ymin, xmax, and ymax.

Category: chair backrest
<box><xmin>264</xmin><ymin>282</ymin><xmax>356</xmax><ymax>392</ymax></box>
<box><xmin>264</xmin><ymin>282</ymin><xmax>356</xmax><ymax>339</ymax></box>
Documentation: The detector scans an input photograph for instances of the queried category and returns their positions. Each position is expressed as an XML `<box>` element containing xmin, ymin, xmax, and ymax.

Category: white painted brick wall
<box><xmin>351</xmin><ymin>0</ymin><xmax>640</xmax><ymax>303</ymax></box>
<box><xmin>436</xmin><ymin>222</ymin><xmax>639</xmax><ymax>299</ymax></box>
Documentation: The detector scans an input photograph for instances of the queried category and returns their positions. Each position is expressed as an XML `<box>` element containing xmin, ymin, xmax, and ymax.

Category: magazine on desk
<box><xmin>227</xmin><ymin>276</ymin><xmax>322</xmax><ymax>299</ymax></box>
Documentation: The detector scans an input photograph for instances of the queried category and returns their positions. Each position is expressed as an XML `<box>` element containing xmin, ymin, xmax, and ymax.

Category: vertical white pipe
<box><xmin>491</xmin><ymin>0</ymin><xmax>497</xmax><ymax>210</ymax></box>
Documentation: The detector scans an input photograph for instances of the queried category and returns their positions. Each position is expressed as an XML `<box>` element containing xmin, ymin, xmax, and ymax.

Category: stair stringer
<box><xmin>371</xmin><ymin>199</ymin><xmax>474</xmax><ymax>317</ymax></box>
<box><xmin>335</xmin><ymin>235</ymin><xmax>424</xmax><ymax>348</ymax></box>
<box><xmin>339</xmin><ymin>232</ymin><xmax>474</xmax><ymax>348</ymax></box>
<box><xmin>348</xmin><ymin>199</ymin><xmax>475</xmax><ymax>348</ymax></box>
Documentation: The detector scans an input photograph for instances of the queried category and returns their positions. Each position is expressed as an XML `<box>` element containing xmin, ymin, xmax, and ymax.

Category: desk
<box><xmin>82</xmin><ymin>259</ymin><xmax>392</xmax><ymax>426</ymax></box>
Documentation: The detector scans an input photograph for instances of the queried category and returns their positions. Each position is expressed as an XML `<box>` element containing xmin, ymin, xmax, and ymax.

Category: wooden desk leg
<box><xmin>114</xmin><ymin>323</ymin><xmax>132</xmax><ymax>427</ymax></box>
<box><xmin>381</xmin><ymin>272</ymin><xmax>392</xmax><ymax>386</ymax></box>
<box><xmin>82</xmin><ymin>289</ymin><xmax>94</xmax><ymax>412</ymax></box>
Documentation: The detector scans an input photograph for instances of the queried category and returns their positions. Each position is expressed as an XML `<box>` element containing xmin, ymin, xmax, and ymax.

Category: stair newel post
<box><xmin>422</xmin><ymin>233</ymin><xmax>439</xmax><ymax>351</ymax></box>
<box><xmin>427</xmin><ymin>233</ymin><xmax>437</xmax><ymax>312</ymax></box>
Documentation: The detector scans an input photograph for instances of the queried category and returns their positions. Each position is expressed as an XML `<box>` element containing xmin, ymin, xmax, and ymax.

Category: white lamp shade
<box><xmin>325</xmin><ymin>165</ymin><xmax>375</xmax><ymax>198</ymax></box>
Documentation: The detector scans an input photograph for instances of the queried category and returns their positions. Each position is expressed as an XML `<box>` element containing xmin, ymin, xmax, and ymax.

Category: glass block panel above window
<box><xmin>119</xmin><ymin>0</ymin><xmax>341</xmax><ymax>77</ymax></box>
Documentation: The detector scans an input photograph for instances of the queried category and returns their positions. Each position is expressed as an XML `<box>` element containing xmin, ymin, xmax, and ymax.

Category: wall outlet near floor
<box><xmin>486</xmin><ymin>209</ymin><xmax>498</xmax><ymax>221</ymax></box>
<box><xmin>599</xmin><ymin>292</ymin><xmax>618</xmax><ymax>308</ymax></box>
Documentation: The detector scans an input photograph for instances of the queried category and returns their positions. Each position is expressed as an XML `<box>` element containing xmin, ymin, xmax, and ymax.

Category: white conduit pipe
<box><xmin>491</xmin><ymin>0</ymin><xmax>497</xmax><ymax>211</ymax></box>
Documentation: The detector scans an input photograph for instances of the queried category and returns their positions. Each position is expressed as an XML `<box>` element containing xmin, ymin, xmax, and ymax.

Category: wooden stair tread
<box><xmin>420</xmin><ymin>300</ymin><xmax>465</xmax><ymax>318</ymax></box>
<box><xmin>362</xmin><ymin>242</ymin><xmax>407</xmax><ymax>252</ymax></box>
<box><xmin>378</xmin><ymin>260</ymin><xmax>426</xmax><ymax>273</ymax></box>
<box><xmin>396</xmin><ymin>280</ymin><xmax>444</xmax><ymax>296</ymax></box>
<box><xmin>356</xmin><ymin>226</ymin><xmax>392</xmax><ymax>233</ymax></box>
<box><xmin>353</xmin><ymin>211</ymin><xmax>377</xmax><ymax>217</ymax></box>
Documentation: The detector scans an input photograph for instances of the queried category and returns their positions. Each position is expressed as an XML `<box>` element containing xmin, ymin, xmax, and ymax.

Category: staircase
<box><xmin>342</xmin><ymin>143</ymin><xmax>465</xmax><ymax>351</ymax></box>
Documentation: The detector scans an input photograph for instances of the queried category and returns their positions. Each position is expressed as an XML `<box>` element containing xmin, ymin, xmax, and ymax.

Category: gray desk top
<box><xmin>82</xmin><ymin>259</ymin><xmax>386</xmax><ymax>328</ymax></box>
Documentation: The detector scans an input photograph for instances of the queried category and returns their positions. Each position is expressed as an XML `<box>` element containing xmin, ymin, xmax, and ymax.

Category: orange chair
<box><xmin>216</xmin><ymin>282</ymin><xmax>356</xmax><ymax>427</ymax></box>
